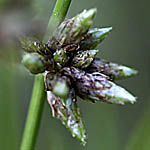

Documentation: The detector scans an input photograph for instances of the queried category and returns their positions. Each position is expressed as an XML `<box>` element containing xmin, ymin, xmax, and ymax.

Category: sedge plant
<box><xmin>20</xmin><ymin>0</ymin><xmax>138</xmax><ymax>148</ymax></box>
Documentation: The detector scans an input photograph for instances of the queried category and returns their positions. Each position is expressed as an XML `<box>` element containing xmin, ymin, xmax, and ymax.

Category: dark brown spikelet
<box><xmin>61</xmin><ymin>67</ymin><xmax>136</xmax><ymax>104</ymax></box>
<box><xmin>86</xmin><ymin>58</ymin><xmax>138</xmax><ymax>80</ymax></box>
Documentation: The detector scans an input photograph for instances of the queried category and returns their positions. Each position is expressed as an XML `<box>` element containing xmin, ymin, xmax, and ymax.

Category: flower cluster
<box><xmin>21</xmin><ymin>8</ymin><xmax>137</xmax><ymax>145</ymax></box>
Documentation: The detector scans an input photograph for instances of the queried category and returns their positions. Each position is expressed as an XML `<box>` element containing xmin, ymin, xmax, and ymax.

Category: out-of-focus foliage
<box><xmin>125</xmin><ymin>100</ymin><xmax>150</xmax><ymax>150</ymax></box>
<box><xmin>0</xmin><ymin>0</ymin><xmax>149</xmax><ymax>149</ymax></box>
<box><xmin>0</xmin><ymin>63</ymin><xmax>17</xmax><ymax>150</ymax></box>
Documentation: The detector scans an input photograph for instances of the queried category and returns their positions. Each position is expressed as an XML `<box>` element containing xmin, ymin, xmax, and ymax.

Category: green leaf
<box><xmin>125</xmin><ymin>100</ymin><xmax>150</xmax><ymax>150</ymax></box>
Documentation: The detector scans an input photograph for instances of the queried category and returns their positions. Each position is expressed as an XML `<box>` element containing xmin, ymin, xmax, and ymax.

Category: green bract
<box><xmin>80</xmin><ymin>27</ymin><xmax>112</xmax><ymax>50</ymax></box>
<box><xmin>72</xmin><ymin>50</ymin><xmax>98</xmax><ymax>68</ymax></box>
<box><xmin>20</xmin><ymin>37</ymin><xmax>51</xmax><ymax>55</ymax></box>
<box><xmin>20</xmin><ymin>8</ymin><xmax>138</xmax><ymax>146</ymax></box>
<box><xmin>53</xmin><ymin>49</ymin><xmax>69</xmax><ymax>69</ymax></box>
<box><xmin>47</xmin><ymin>90</ymin><xmax>87</xmax><ymax>145</ymax></box>
<box><xmin>87</xmin><ymin>57</ymin><xmax>138</xmax><ymax>80</ymax></box>
<box><xmin>22</xmin><ymin>53</ymin><xmax>49</xmax><ymax>74</ymax></box>
<box><xmin>48</xmin><ymin>8</ymin><xmax>97</xmax><ymax>51</ymax></box>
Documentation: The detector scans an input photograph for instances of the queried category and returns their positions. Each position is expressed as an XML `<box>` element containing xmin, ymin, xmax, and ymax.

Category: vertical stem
<box><xmin>20</xmin><ymin>75</ymin><xmax>45</xmax><ymax>150</ymax></box>
<box><xmin>44</xmin><ymin>0</ymin><xmax>72</xmax><ymax>41</ymax></box>
<box><xmin>20</xmin><ymin>0</ymin><xmax>72</xmax><ymax>150</ymax></box>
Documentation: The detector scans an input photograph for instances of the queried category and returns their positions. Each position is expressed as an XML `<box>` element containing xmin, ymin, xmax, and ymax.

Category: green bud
<box><xmin>80</xmin><ymin>27</ymin><xmax>112</xmax><ymax>50</ymax></box>
<box><xmin>45</xmin><ymin>73</ymin><xmax>71</xmax><ymax>98</ymax></box>
<box><xmin>48</xmin><ymin>8</ymin><xmax>97</xmax><ymax>51</ymax></box>
<box><xmin>71</xmin><ymin>8</ymin><xmax>97</xmax><ymax>41</ymax></box>
<box><xmin>87</xmin><ymin>58</ymin><xmax>138</xmax><ymax>80</ymax></box>
<box><xmin>72</xmin><ymin>50</ymin><xmax>98</xmax><ymax>68</ymax></box>
<box><xmin>53</xmin><ymin>49</ymin><xmax>69</xmax><ymax>69</ymax></box>
<box><xmin>62</xmin><ymin>67</ymin><xmax>136</xmax><ymax>105</ymax></box>
<box><xmin>20</xmin><ymin>37</ymin><xmax>51</xmax><ymax>55</ymax></box>
<box><xmin>53</xmin><ymin>81</ymin><xmax>69</xmax><ymax>98</ymax></box>
<box><xmin>47</xmin><ymin>90</ymin><xmax>87</xmax><ymax>146</ymax></box>
<box><xmin>22</xmin><ymin>53</ymin><xmax>49</xmax><ymax>74</ymax></box>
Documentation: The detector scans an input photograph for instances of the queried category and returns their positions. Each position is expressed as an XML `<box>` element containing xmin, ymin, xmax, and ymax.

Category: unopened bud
<box><xmin>53</xmin><ymin>81</ymin><xmax>69</xmax><ymax>98</ymax></box>
<box><xmin>88</xmin><ymin>58</ymin><xmax>138</xmax><ymax>80</ymax></box>
<box><xmin>22</xmin><ymin>53</ymin><xmax>49</xmax><ymax>74</ymax></box>
<box><xmin>80</xmin><ymin>27</ymin><xmax>112</xmax><ymax>50</ymax></box>
<box><xmin>63</xmin><ymin>67</ymin><xmax>136</xmax><ymax>105</ymax></box>
<box><xmin>71</xmin><ymin>8</ymin><xmax>97</xmax><ymax>40</ymax></box>
<box><xmin>45</xmin><ymin>73</ymin><xmax>71</xmax><ymax>98</ymax></box>
<box><xmin>48</xmin><ymin>8</ymin><xmax>97</xmax><ymax>50</ymax></box>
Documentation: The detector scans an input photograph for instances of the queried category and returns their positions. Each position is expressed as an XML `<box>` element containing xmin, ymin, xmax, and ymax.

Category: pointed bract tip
<box><xmin>103</xmin><ymin>26</ymin><xmax>113</xmax><ymax>32</ymax></box>
<box><xmin>95</xmin><ymin>27</ymin><xmax>112</xmax><ymax>37</ymax></box>
<box><xmin>106</xmin><ymin>82</ymin><xmax>137</xmax><ymax>105</ymax></box>
<box><xmin>79</xmin><ymin>27</ymin><xmax>113</xmax><ymax>50</ymax></box>
<box><xmin>123</xmin><ymin>66</ymin><xmax>138</xmax><ymax>77</ymax></box>
<box><xmin>110</xmin><ymin>64</ymin><xmax>138</xmax><ymax>80</ymax></box>
<box><xmin>80</xmin><ymin>137</ymin><xmax>87</xmax><ymax>146</ymax></box>
<box><xmin>128</xmin><ymin>68</ymin><xmax>138</xmax><ymax>76</ymax></box>
<box><xmin>86</xmin><ymin>8</ymin><xmax>97</xmax><ymax>19</ymax></box>
<box><xmin>89</xmin><ymin>49</ymin><xmax>99</xmax><ymax>55</ymax></box>
<box><xmin>78</xmin><ymin>8</ymin><xmax>97</xmax><ymax>22</ymax></box>
<box><xmin>71</xmin><ymin>124</ymin><xmax>87</xmax><ymax>146</ymax></box>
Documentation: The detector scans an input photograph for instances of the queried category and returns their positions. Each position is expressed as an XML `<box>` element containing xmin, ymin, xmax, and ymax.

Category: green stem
<box><xmin>44</xmin><ymin>0</ymin><xmax>72</xmax><ymax>41</ymax></box>
<box><xmin>20</xmin><ymin>0</ymin><xmax>72</xmax><ymax>150</ymax></box>
<box><xmin>20</xmin><ymin>74</ymin><xmax>45</xmax><ymax>150</ymax></box>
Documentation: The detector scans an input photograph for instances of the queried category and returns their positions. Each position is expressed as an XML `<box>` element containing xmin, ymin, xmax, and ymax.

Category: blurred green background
<box><xmin>0</xmin><ymin>0</ymin><xmax>150</xmax><ymax>150</ymax></box>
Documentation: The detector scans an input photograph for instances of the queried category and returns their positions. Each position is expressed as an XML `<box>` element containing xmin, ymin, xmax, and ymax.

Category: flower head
<box><xmin>21</xmin><ymin>8</ymin><xmax>137</xmax><ymax>145</ymax></box>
